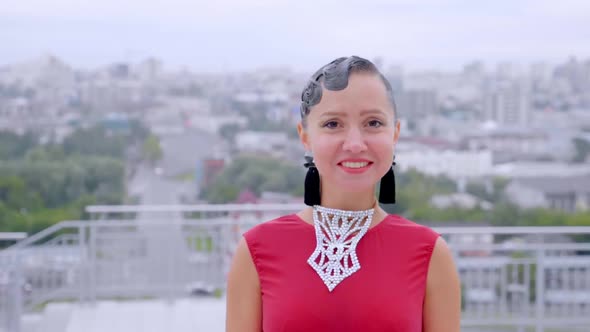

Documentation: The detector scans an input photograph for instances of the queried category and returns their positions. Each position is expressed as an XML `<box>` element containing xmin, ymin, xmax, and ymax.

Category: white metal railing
<box><xmin>0</xmin><ymin>204</ymin><xmax>589</xmax><ymax>332</ymax></box>
<box><xmin>0</xmin><ymin>233</ymin><xmax>27</xmax><ymax>241</ymax></box>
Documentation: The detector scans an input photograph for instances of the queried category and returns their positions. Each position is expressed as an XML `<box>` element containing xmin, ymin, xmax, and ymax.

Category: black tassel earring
<box><xmin>304</xmin><ymin>154</ymin><xmax>321</xmax><ymax>206</ymax></box>
<box><xmin>378</xmin><ymin>159</ymin><xmax>396</xmax><ymax>204</ymax></box>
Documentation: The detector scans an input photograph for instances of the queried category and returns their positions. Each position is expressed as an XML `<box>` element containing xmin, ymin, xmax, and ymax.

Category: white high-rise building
<box><xmin>484</xmin><ymin>80</ymin><xmax>531</xmax><ymax>126</ymax></box>
<box><xmin>397</xmin><ymin>89</ymin><xmax>438</xmax><ymax>120</ymax></box>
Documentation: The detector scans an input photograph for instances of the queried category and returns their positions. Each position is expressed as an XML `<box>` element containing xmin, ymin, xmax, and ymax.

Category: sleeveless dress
<box><xmin>243</xmin><ymin>213</ymin><xmax>440</xmax><ymax>332</ymax></box>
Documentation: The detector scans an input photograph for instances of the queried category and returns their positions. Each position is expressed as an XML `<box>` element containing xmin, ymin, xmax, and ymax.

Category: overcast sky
<box><xmin>1</xmin><ymin>0</ymin><xmax>589</xmax><ymax>73</ymax></box>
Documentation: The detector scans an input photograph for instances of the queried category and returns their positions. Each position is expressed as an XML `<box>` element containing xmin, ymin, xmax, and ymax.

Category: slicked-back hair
<box><xmin>300</xmin><ymin>56</ymin><xmax>397</xmax><ymax>127</ymax></box>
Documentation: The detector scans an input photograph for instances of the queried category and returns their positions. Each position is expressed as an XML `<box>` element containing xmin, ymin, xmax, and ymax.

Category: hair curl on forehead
<box><xmin>300</xmin><ymin>56</ymin><xmax>397</xmax><ymax>127</ymax></box>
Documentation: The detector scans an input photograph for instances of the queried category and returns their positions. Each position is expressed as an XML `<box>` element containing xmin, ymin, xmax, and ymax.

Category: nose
<box><xmin>342</xmin><ymin>126</ymin><xmax>367</xmax><ymax>154</ymax></box>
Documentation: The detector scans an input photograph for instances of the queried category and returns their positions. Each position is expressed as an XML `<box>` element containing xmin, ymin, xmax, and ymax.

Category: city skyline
<box><xmin>1</xmin><ymin>0</ymin><xmax>590</xmax><ymax>73</ymax></box>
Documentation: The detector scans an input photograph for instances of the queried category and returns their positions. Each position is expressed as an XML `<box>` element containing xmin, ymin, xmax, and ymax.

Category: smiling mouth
<box><xmin>340</xmin><ymin>161</ymin><xmax>372</xmax><ymax>169</ymax></box>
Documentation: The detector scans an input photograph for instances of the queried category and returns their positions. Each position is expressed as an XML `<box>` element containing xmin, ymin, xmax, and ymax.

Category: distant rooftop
<box><xmin>493</xmin><ymin>162</ymin><xmax>590</xmax><ymax>178</ymax></box>
<box><xmin>512</xmin><ymin>175</ymin><xmax>590</xmax><ymax>194</ymax></box>
<box><xmin>398</xmin><ymin>136</ymin><xmax>458</xmax><ymax>150</ymax></box>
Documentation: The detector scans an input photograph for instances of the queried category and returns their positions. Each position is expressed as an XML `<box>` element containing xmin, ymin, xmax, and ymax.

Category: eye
<box><xmin>322</xmin><ymin>120</ymin><xmax>340</xmax><ymax>129</ymax></box>
<box><xmin>367</xmin><ymin>119</ymin><xmax>384</xmax><ymax>128</ymax></box>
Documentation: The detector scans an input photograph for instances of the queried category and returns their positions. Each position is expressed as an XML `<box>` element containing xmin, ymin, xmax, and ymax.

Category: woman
<box><xmin>226</xmin><ymin>56</ymin><xmax>461</xmax><ymax>331</ymax></box>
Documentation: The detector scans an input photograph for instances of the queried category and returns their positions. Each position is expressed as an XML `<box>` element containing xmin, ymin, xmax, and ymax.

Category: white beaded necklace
<box><xmin>307</xmin><ymin>205</ymin><xmax>375</xmax><ymax>292</ymax></box>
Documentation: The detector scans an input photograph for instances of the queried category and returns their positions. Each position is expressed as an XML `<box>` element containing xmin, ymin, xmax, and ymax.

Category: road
<box><xmin>127</xmin><ymin>127</ymin><xmax>227</xmax><ymax>330</ymax></box>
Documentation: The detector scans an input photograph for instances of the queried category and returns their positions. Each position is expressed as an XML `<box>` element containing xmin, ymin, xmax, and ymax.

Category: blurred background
<box><xmin>1</xmin><ymin>1</ymin><xmax>590</xmax><ymax>331</ymax></box>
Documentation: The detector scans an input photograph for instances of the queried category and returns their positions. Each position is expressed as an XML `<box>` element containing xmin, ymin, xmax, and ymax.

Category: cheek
<box><xmin>368</xmin><ymin>132</ymin><xmax>394</xmax><ymax>150</ymax></box>
<box><xmin>376</xmin><ymin>140</ymin><xmax>395</xmax><ymax>157</ymax></box>
<box><xmin>310</xmin><ymin>137</ymin><xmax>337</xmax><ymax>165</ymax></box>
<box><xmin>308</xmin><ymin>134</ymin><xmax>339</xmax><ymax>174</ymax></box>
<box><xmin>367</xmin><ymin>135</ymin><xmax>395</xmax><ymax>164</ymax></box>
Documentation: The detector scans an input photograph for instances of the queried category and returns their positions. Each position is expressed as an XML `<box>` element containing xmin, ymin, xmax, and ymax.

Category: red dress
<box><xmin>243</xmin><ymin>213</ymin><xmax>440</xmax><ymax>332</ymax></box>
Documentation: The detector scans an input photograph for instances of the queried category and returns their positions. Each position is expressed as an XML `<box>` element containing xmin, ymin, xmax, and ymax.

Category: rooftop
<box><xmin>511</xmin><ymin>175</ymin><xmax>590</xmax><ymax>194</ymax></box>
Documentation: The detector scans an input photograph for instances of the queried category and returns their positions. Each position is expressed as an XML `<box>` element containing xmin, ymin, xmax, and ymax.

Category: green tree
<box><xmin>203</xmin><ymin>178</ymin><xmax>241</xmax><ymax>204</ymax></box>
<box><xmin>218</xmin><ymin>123</ymin><xmax>241</xmax><ymax>145</ymax></box>
<box><xmin>0</xmin><ymin>176</ymin><xmax>42</xmax><ymax>210</ymax></box>
<box><xmin>62</xmin><ymin>126</ymin><xmax>126</xmax><ymax>158</ymax></box>
<box><xmin>0</xmin><ymin>122</ymin><xmax>147</xmax><ymax>235</ymax></box>
<box><xmin>398</xmin><ymin>169</ymin><xmax>456</xmax><ymax>197</ymax></box>
<box><xmin>201</xmin><ymin>155</ymin><xmax>304</xmax><ymax>203</ymax></box>
<box><xmin>24</xmin><ymin>145</ymin><xmax>65</xmax><ymax>162</ymax></box>
<box><xmin>0</xmin><ymin>157</ymin><xmax>124</xmax><ymax>208</ymax></box>
<box><xmin>465</xmin><ymin>177</ymin><xmax>509</xmax><ymax>204</ymax></box>
<box><xmin>142</xmin><ymin>134</ymin><xmax>163</xmax><ymax>165</ymax></box>
<box><xmin>0</xmin><ymin>131</ymin><xmax>37</xmax><ymax>160</ymax></box>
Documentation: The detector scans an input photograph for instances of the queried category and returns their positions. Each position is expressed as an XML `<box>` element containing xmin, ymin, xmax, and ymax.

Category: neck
<box><xmin>319</xmin><ymin>185</ymin><xmax>377</xmax><ymax>211</ymax></box>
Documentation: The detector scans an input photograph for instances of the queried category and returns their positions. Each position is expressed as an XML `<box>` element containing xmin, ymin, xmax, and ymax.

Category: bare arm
<box><xmin>225</xmin><ymin>237</ymin><xmax>262</xmax><ymax>332</ymax></box>
<box><xmin>423</xmin><ymin>237</ymin><xmax>461</xmax><ymax>332</ymax></box>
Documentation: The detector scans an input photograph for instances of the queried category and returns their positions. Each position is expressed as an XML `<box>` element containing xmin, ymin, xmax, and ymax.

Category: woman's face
<box><xmin>298</xmin><ymin>72</ymin><xmax>400</xmax><ymax>194</ymax></box>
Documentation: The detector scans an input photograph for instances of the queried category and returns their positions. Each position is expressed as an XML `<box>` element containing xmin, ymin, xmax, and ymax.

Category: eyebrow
<box><xmin>319</xmin><ymin>109</ymin><xmax>387</xmax><ymax>118</ymax></box>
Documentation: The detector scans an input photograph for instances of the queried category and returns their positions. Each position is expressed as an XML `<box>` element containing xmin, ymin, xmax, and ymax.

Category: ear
<box><xmin>297</xmin><ymin>122</ymin><xmax>311</xmax><ymax>151</ymax></box>
<box><xmin>393</xmin><ymin>120</ymin><xmax>401</xmax><ymax>144</ymax></box>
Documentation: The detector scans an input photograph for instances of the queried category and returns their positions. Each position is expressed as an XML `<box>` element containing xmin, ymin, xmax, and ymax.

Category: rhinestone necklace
<box><xmin>307</xmin><ymin>205</ymin><xmax>374</xmax><ymax>292</ymax></box>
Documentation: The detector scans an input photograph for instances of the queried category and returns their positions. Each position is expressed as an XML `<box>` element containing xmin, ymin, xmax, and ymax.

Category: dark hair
<box><xmin>300</xmin><ymin>56</ymin><xmax>397</xmax><ymax>126</ymax></box>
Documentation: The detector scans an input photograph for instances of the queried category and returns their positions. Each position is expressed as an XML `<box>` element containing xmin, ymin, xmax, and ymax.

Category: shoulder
<box><xmin>383</xmin><ymin>214</ymin><xmax>440</xmax><ymax>245</ymax></box>
<box><xmin>372</xmin><ymin>214</ymin><xmax>441</xmax><ymax>266</ymax></box>
<box><xmin>424</xmin><ymin>236</ymin><xmax>462</xmax><ymax>331</ymax></box>
<box><xmin>244</xmin><ymin>214</ymin><xmax>303</xmax><ymax>240</ymax></box>
<box><xmin>243</xmin><ymin>213</ymin><xmax>307</xmax><ymax>250</ymax></box>
<box><xmin>428</xmin><ymin>237</ymin><xmax>457</xmax><ymax>280</ymax></box>
<box><xmin>226</xmin><ymin>238</ymin><xmax>263</xmax><ymax>331</ymax></box>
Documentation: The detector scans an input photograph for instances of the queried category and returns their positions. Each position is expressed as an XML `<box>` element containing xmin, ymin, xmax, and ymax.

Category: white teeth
<box><xmin>342</xmin><ymin>162</ymin><xmax>369</xmax><ymax>169</ymax></box>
